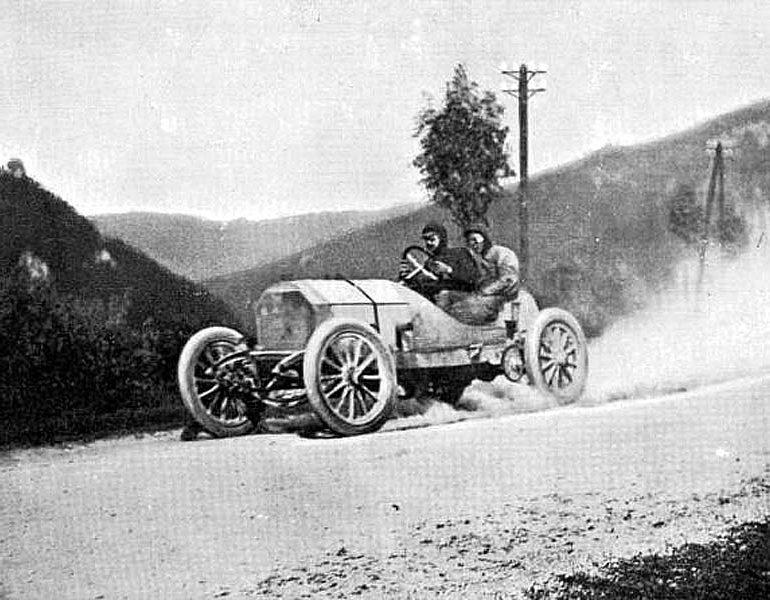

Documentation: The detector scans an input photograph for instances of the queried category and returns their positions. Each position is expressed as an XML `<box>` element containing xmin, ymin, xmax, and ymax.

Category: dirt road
<box><xmin>2</xmin><ymin>375</ymin><xmax>769</xmax><ymax>599</ymax></box>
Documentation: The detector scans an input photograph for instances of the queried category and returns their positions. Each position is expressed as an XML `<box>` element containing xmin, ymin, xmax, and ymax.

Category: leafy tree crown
<box><xmin>413</xmin><ymin>64</ymin><xmax>513</xmax><ymax>229</ymax></box>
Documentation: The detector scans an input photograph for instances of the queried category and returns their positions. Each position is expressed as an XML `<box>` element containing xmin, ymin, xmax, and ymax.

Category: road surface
<box><xmin>1</xmin><ymin>375</ymin><xmax>769</xmax><ymax>599</ymax></box>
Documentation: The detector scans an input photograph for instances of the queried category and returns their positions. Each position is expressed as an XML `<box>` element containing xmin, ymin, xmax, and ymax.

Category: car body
<box><xmin>178</xmin><ymin>277</ymin><xmax>588</xmax><ymax>437</ymax></box>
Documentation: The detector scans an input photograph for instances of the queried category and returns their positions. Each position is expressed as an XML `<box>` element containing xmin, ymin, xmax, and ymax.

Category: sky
<box><xmin>2</xmin><ymin>0</ymin><xmax>769</xmax><ymax>221</ymax></box>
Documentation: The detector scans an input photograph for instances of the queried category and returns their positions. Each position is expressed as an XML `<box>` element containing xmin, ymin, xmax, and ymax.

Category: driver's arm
<box><xmin>430</xmin><ymin>259</ymin><xmax>453</xmax><ymax>277</ymax></box>
<box><xmin>439</xmin><ymin>248</ymin><xmax>481</xmax><ymax>290</ymax></box>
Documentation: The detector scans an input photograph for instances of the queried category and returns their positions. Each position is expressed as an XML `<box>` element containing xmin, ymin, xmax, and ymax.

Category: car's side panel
<box><xmin>328</xmin><ymin>304</ymin><xmax>376</xmax><ymax>330</ymax></box>
<box><xmin>396</xmin><ymin>343</ymin><xmax>506</xmax><ymax>370</ymax></box>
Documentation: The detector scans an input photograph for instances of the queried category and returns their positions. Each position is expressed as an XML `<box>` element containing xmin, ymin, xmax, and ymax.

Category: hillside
<box><xmin>204</xmin><ymin>100</ymin><xmax>770</xmax><ymax>335</ymax></box>
<box><xmin>91</xmin><ymin>203</ymin><xmax>422</xmax><ymax>281</ymax></box>
<box><xmin>0</xmin><ymin>173</ymin><xmax>239</xmax><ymax>330</ymax></box>
<box><xmin>0</xmin><ymin>171</ymin><xmax>244</xmax><ymax>444</ymax></box>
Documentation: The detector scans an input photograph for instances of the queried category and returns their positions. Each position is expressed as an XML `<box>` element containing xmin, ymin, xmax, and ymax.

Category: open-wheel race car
<box><xmin>177</xmin><ymin>248</ymin><xmax>588</xmax><ymax>438</ymax></box>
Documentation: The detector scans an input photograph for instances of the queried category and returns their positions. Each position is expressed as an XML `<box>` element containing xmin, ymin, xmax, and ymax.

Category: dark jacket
<box><xmin>407</xmin><ymin>222</ymin><xmax>480</xmax><ymax>299</ymax></box>
<box><xmin>428</xmin><ymin>245</ymin><xmax>479</xmax><ymax>292</ymax></box>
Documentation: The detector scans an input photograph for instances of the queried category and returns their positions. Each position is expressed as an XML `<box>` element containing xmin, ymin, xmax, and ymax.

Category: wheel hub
<box><xmin>341</xmin><ymin>366</ymin><xmax>359</xmax><ymax>386</ymax></box>
<box><xmin>553</xmin><ymin>349</ymin><xmax>568</xmax><ymax>365</ymax></box>
<box><xmin>216</xmin><ymin>362</ymin><xmax>257</xmax><ymax>395</ymax></box>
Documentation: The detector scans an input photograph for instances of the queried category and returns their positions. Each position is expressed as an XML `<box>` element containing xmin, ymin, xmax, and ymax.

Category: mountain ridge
<box><xmin>91</xmin><ymin>202</ymin><xmax>424</xmax><ymax>281</ymax></box>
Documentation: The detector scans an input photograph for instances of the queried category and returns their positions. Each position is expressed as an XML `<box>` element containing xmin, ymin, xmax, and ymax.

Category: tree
<box><xmin>667</xmin><ymin>184</ymin><xmax>703</xmax><ymax>246</ymax></box>
<box><xmin>413</xmin><ymin>64</ymin><xmax>513</xmax><ymax>229</ymax></box>
<box><xmin>717</xmin><ymin>204</ymin><xmax>748</xmax><ymax>254</ymax></box>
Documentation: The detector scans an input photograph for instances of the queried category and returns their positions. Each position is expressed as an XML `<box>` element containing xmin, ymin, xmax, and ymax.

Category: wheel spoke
<box><xmin>351</xmin><ymin>337</ymin><xmax>363</xmax><ymax>367</ymax></box>
<box><xmin>203</xmin><ymin>347</ymin><xmax>218</xmax><ymax>367</ymax></box>
<box><xmin>555</xmin><ymin>367</ymin><xmax>564</xmax><ymax>389</ymax></box>
<box><xmin>198</xmin><ymin>383</ymin><xmax>220</xmax><ymax>400</ymax></box>
<box><xmin>220</xmin><ymin>396</ymin><xmax>232</xmax><ymax>417</ymax></box>
<box><xmin>554</xmin><ymin>326</ymin><xmax>568</xmax><ymax>351</ymax></box>
<box><xmin>195</xmin><ymin>358</ymin><xmax>214</xmax><ymax>375</ymax></box>
<box><xmin>358</xmin><ymin>384</ymin><xmax>379</xmax><ymax>406</ymax></box>
<box><xmin>544</xmin><ymin>363</ymin><xmax>558</xmax><ymax>386</ymax></box>
<box><xmin>207</xmin><ymin>390</ymin><xmax>224</xmax><ymax>415</ymax></box>
<box><xmin>354</xmin><ymin>352</ymin><xmax>377</xmax><ymax>378</ymax></box>
<box><xmin>324</xmin><ymin>380</ymin><xmax>346</xmax><ymax>399</ymax></box>
<box><xmin>330</xmin><ymin>341</ymin><xmax>350</xmax><ymax>368</ymax></box>
<box><xmin>334</xmin><ymin>387</ymin><xmax>350</xmax><ymax>417</ymax></box>
<box><xmin>347</xmin><ymin>388</ymin><xmax>357</xmax><ymax>419</ymax></box>
<box><xmin>355</xmin><ymin>389</ymin><xmax>366</xmax><ymax>418</ymax></box>
<box><xmin>324</xmin><ymin>344</ymin><xmax>346</xmax><ymax>368</ymax></box>
<box><xmin>361</xmin><ymin>386</ymin><xmax>379</xmax><ymax>412</ymax></box>
<box><xmin>233</xmin><ymin>397</ymin><xmax>248</xmax><ymax>419</ymax></box>
<box><xmin>321</xmin><ymin>357</ymin><xmax>344</xmax><ymax>374</ymax></box>
<box><xmin>539</xmin><ymin>357</ymin><xmax>556</xmax><ymax>371</ymax></box>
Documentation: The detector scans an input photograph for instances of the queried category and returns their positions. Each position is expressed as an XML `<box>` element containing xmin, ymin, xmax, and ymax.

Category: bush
<box><xmin>668</xmin><ymin>184</ymin><xmax>703</xmax><ymax>246</ymax></box>
<box><xmin>0</xmin><ymin>271</ymin><xmax>189</xmax><ymax>445</ymax></box>
<box><xmin>539</xmin><ymin>256</ymin><xmax>648</xmax><ymax>338</ymax></box>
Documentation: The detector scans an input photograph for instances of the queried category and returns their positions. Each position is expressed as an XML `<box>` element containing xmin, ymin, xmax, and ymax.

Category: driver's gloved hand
<box><xmin>398</xmin><ymin>260</ymin><xmax>411</xmax><ymax>279</ymax></box>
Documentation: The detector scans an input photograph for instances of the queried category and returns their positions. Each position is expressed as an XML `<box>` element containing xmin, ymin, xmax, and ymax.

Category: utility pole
<box><xmin>697</xmin><ymin>140</ymin><xmax>731</xmax><ymax>289</ymax></box>
<box><xmin>502</xmin><ymin>64</ymin><xmax>546</xmax><ymax>284</ymax></box>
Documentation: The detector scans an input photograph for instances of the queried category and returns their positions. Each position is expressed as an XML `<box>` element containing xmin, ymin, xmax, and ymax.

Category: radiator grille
<box><xmin>255</xmin><ymin>290</ymin><xmax>315</xmax><ymax>350</ymax></box>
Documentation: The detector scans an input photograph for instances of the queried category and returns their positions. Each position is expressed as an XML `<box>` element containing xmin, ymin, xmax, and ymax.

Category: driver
<box><xmin>399</xmin><ymin>221</ymin><xmax>478</xmax><ymax>302</ymax></box>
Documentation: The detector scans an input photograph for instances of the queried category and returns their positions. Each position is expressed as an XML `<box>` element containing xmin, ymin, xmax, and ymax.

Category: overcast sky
<box><xmin>2</xmin><ymin>0</ymin><xmax>769</xmax><ymax>221</ymax></box>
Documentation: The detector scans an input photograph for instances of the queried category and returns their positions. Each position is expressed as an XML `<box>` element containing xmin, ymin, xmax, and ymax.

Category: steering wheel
<box><xmin>400</xmin><ymin>246</ymin><xmax>440</xmax><ymax>282</ymax></box>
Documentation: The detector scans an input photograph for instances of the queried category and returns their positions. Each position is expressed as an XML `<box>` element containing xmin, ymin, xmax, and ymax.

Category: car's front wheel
<box><xmin>303</xmin><ymin>318</ymin><xmax>397</xmax><ymax>436</ymax></box>
<box><xmin>177</xmin><ymin>326</ymin><xmax>256</xmax><ymax>437</ymax></box>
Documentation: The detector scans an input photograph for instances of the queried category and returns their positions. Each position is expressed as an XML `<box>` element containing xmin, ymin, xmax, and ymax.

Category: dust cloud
<box><xmin>584</xmin><ymin>241</ymin><xmax>770</xmax><ymax>404</ymax></box>
<box><xmin>387</xmin><ymin>228</ymin><xmax>770</xmax><ymax>432</ymax></box>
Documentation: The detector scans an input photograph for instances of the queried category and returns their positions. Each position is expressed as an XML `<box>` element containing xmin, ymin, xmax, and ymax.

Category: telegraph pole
<box><xmin>502</xmin><ymin>64</ymin><xmax>546</xmax><ymax>284</ymax></box>
<box><xmin>697</xmin><ymin>140</ymin><xmax>731</xmax><ymax>289</ymax></box>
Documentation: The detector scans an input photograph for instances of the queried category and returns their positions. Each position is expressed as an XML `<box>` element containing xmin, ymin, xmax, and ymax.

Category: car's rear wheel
<box><xmin>177</xmin><ymin>326</ymin><xmax>256</xmax><ymax>437</ymax></box>
<box><xmin>525</xmin><ymin>308</ymin><xmax>588</xmax><ymax>404</ymax></box>
<box><xmin>303</xmin><ymin>318</ymin><xmax>396</xmax><ymax>436</ymax></box>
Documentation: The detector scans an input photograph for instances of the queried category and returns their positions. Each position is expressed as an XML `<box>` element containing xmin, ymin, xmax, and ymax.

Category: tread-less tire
<box><xmin>177</xmin><ymin>326</ymin><xmax>256</xmax><ymax>437</ymax></box>
<box><xmin>525</xmin><ymin>308</ymin><xmax>588</xmax><ymax>404</ymax></box>
<box><xmin>303</xmin><ymin>318</ymin><xmax>396</xmax><ymax>436</ymax></box>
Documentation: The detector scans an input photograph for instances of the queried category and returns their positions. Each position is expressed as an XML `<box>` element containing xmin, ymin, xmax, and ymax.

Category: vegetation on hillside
<box><xmin>414</xmin><ymin>64</ymin><xmax>512</xmax><ymax>229</ymax></box>
<box><xmin>1</xmin><ymin>173</ymin><xmax>102</xmax><ymax>289</ymax></box>
<box><xmin>0</xmin><ymin>171</ymin><xmax>242</xmax><ymax>445</ymax></box>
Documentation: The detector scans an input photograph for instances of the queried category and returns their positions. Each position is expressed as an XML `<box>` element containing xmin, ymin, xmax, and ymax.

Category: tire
<box><xmin>524</xmin><ymin>308</ymin><xmax>588</xmax><ymax>404</ymax></box>
<box><xmin>303</xmin><ymin>318</ymin><xmax>397</xmax><ymax>436</ymax></box>
<box><xmin>177</xmin><ymin>326</ymin><xmax>256</xmax><ymax>438</ymax></box>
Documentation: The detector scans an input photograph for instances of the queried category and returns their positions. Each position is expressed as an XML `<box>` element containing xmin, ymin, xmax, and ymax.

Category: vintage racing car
<box><xmin>177</xmin><ymin>248</ymin><xmax>588</xmax><ymax>437</ymax></box>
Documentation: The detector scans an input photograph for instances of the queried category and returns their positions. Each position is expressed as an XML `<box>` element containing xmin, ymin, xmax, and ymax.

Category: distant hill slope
<box><xmin>204</xmin><ymin>100</ymin><xmax>770</xmax><ymax>335</ymax></box>
<box><xmin>0</xmin><ymin>173</ymin><xmax>239</xmax><ymax>330</ymax></box>
<box><xmin>91</xmin><ymin>203</ymin><xmax>422</xmax><ymax>281</ymax></box>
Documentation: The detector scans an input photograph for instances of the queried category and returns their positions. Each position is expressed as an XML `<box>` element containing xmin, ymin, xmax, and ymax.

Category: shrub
<box><xmin>0</xmin><ymin>270</ymin><xmax>186</xmax><ymax>445</ymax></box>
